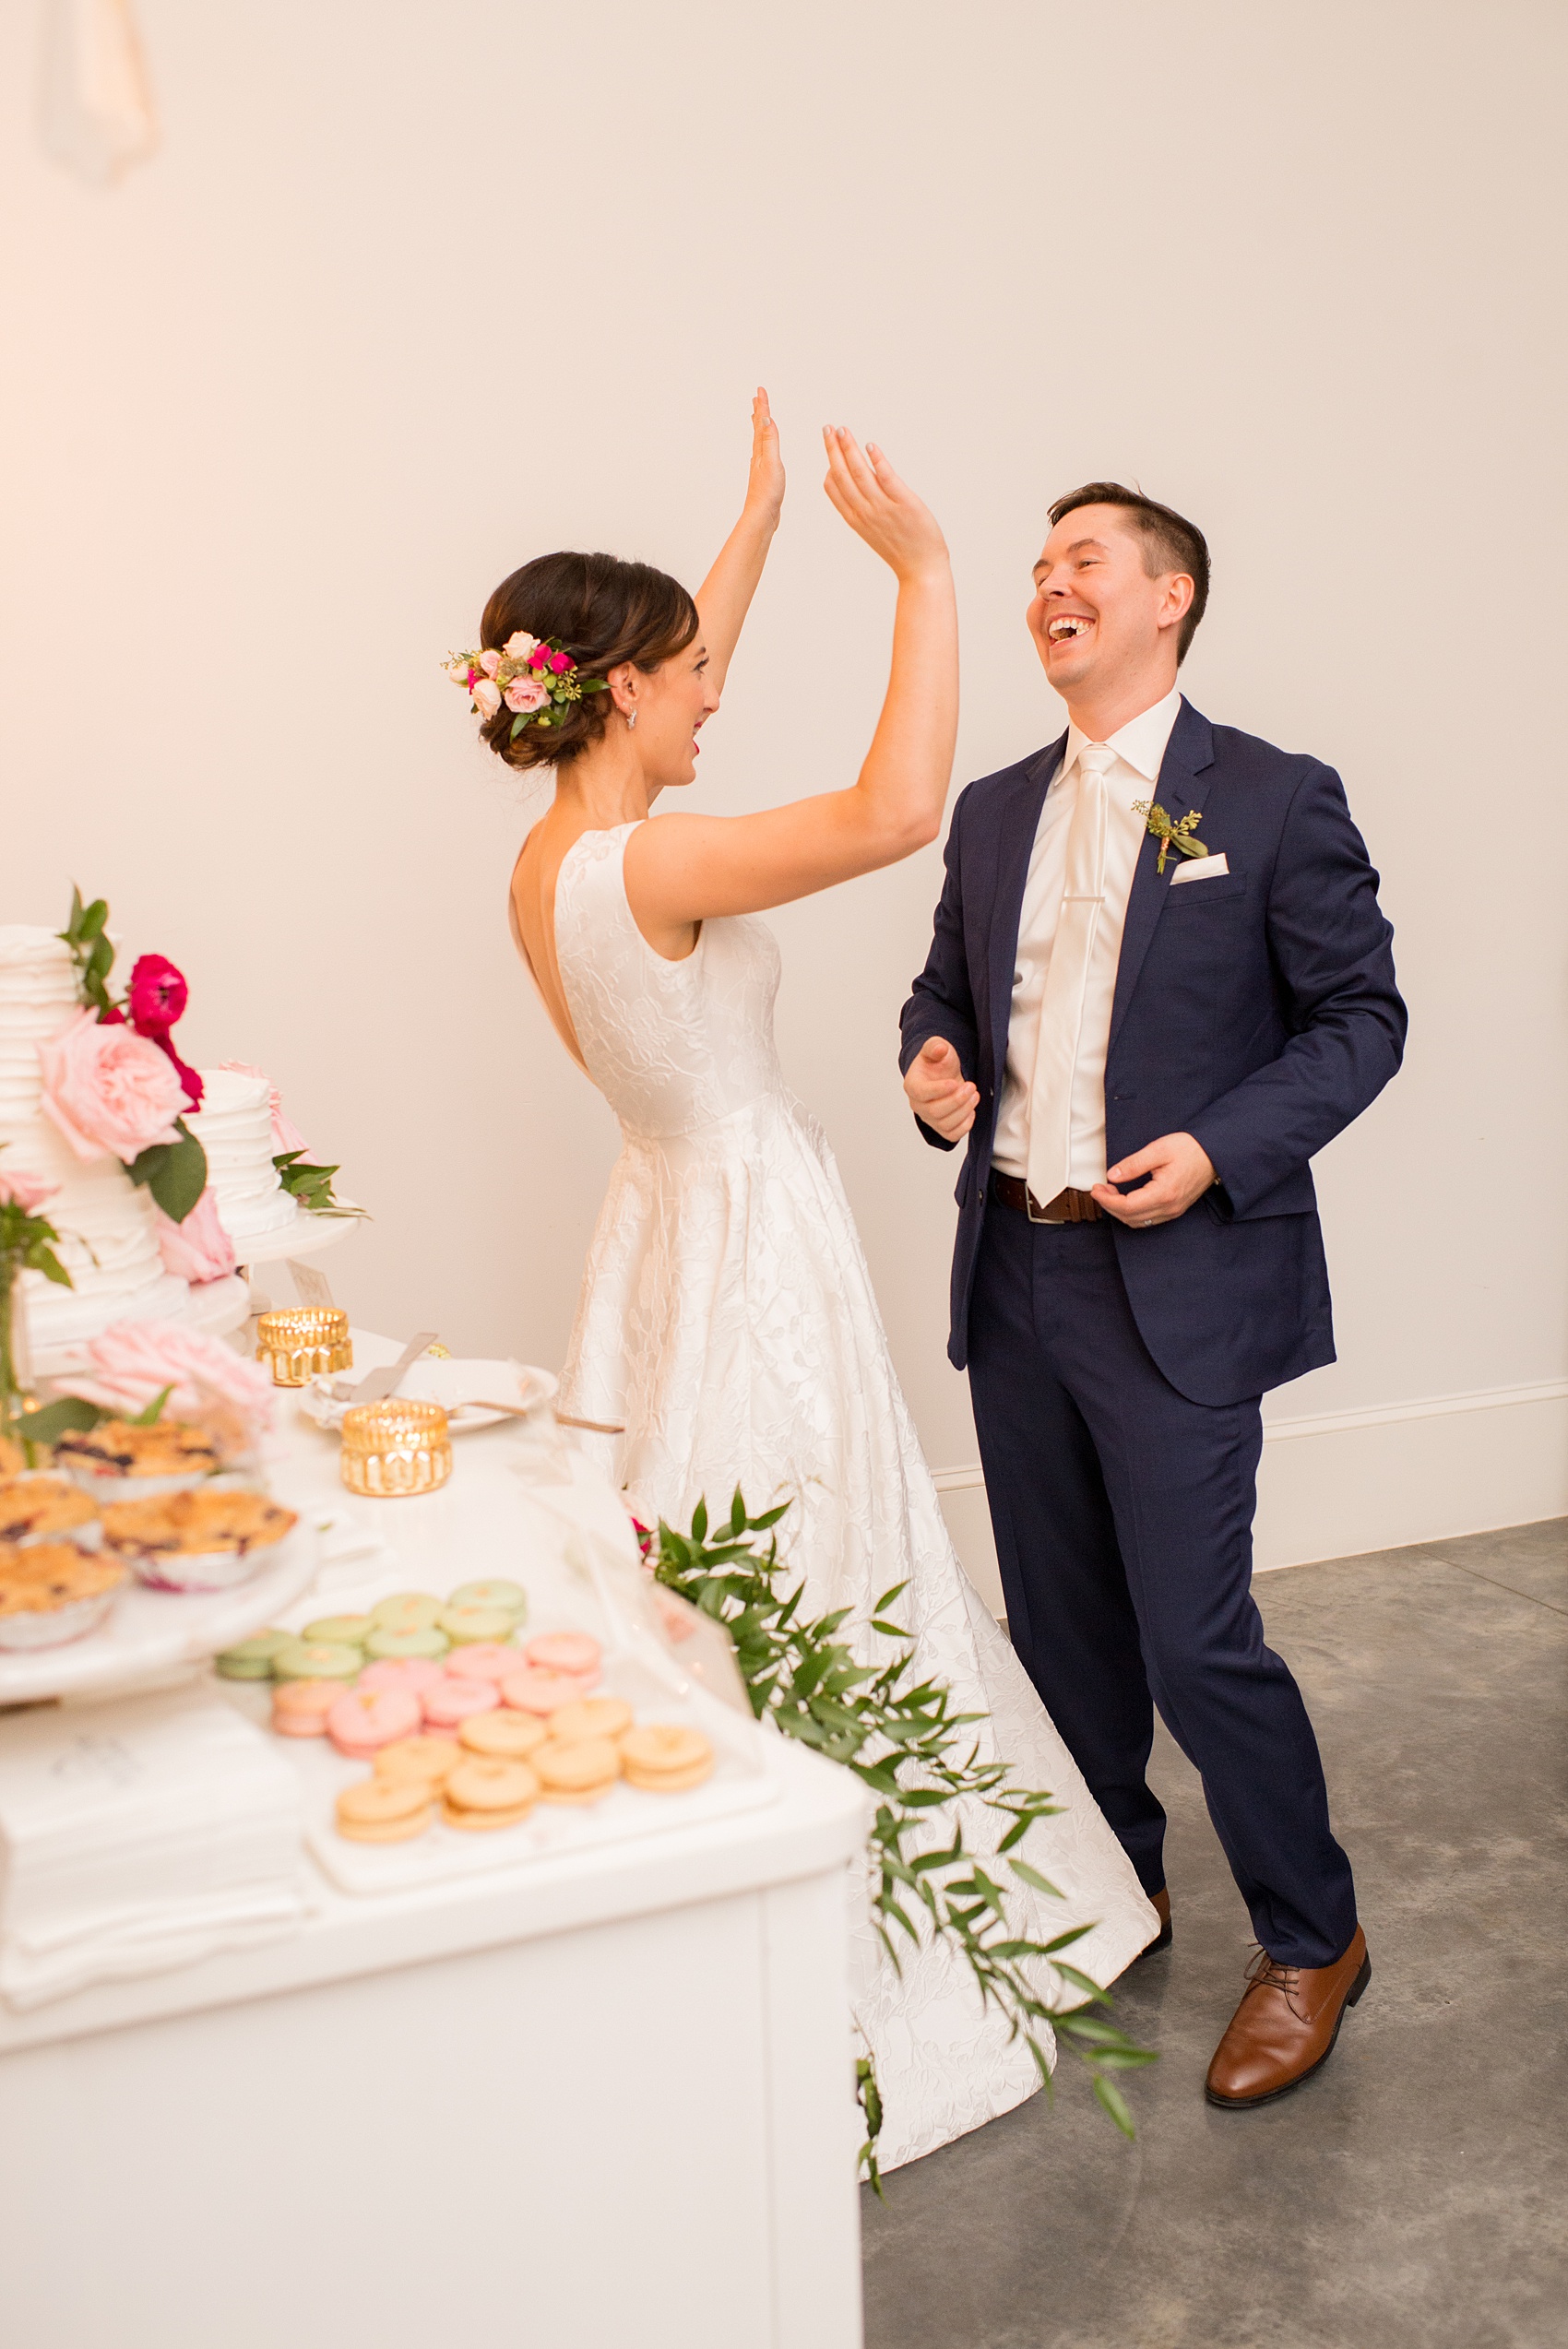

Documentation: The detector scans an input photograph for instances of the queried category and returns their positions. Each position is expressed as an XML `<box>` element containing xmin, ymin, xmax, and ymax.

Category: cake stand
<box><xmin>231</xmin><ymin>1212</ymin><xmax>361</xmax><ymax>1274</ymax></box>
<box><xmin>0</xmin><ymin>1523</ymin><xmax>319</xmax><ymax>1707</ymax></box>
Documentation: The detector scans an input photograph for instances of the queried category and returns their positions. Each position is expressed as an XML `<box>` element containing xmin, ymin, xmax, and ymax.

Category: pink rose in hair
<box><xmin>38</xmin><ymin>1010</ymin><xmax>185</xmax><ymax>1164</ymax></box>
<box><xmin>504</xmin><ymin>676</ymin><xmax>549</xmax><ymax>716</ymax></box>
<box><xmin>0</xmin><ymin>1157</ymin><xmax>56</xmax><ymax>1215</ymax></box>
<box><xmin>479</xmin><ymin>649</ymin><xmax>502</xmax><ymax>678</ymax></box>
<box><xmin>503</xmin><ymin>631</ymin><xmax>540</xmax><ymax>663</ymax></box>
<box><xmin>472</xmin><ymin>677</ymin><xmax>503</xmax><ymax>720</ymax></box>
<box><xmin>126</xmin><ymin>953</ymin><xmax>188</xmax><ymax>1038</ymax></box>
<box><xmin>549</xmin><ymin>651</ymin><xmax>572</xmax><ymax>675</ymax></box>
<box><xmin>152</xmin><ymin>1190</ymin><xmax>236</xmax><ymax>1282</ymax></box>
<box><xmin>57</xmin><ymin>1319</ymin><xmax>275</xmax><ymax>1446</ymax></box>
<box><xmin>217</xmin><ymin>1062</ymin><xmax>306</xmax><ymax>1153</ymax></box>
<box><xmin>445</xmin><ymin>658</ymin><xmax>472</xmax><ymax>686</ymax></box>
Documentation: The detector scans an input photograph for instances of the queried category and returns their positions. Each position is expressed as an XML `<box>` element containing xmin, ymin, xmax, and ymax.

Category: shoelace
<box><xmin>1243</xmin><ymin>1943</ymin><xmax>1310</xmax><ymax>2019</ymax></box>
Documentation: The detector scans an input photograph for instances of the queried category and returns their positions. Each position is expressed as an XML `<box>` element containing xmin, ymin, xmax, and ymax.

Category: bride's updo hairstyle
<box><xmin>478</xmin><ymin>551</ymin><xmax>699</xmax><ymax>772</ymax></box>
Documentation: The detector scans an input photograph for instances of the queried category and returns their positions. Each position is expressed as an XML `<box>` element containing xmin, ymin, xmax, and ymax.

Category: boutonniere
<box><xmin>1133</xmin><ymin>800</ymin><xmax>1209</xmax><ymax>876</ymax></box>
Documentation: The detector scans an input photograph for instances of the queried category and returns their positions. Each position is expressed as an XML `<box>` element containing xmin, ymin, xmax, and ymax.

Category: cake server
<box><xmin>347</xmin><ymin>1331</ymin><xmax>440</xmax><ymax>1406</ymax></box>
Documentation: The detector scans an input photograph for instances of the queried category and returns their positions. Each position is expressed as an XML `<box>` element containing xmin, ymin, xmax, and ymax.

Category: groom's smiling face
<box><xmin>1027</xmin><ymin>504</ymin><xmax>1189</xmax><ymax>708</ymax></box>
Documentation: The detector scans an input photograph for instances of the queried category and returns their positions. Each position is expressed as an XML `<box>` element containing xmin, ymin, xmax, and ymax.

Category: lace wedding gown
<box><xmin>545</xmin><ymin>823</ymin><xmax>1157</xmax><ymax>2170</ymax></box>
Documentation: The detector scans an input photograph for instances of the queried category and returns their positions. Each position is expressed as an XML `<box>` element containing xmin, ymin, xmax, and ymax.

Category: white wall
<box><xmin>3</xmin><ymin>1</ymin><xmax>1564</xmax><ymax>1588</ymax></box>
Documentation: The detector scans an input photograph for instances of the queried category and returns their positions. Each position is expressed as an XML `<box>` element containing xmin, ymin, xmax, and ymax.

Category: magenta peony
<box><xmin>57</xmin><ymin>1319</ymin><xmax>274</xmax><ymax>1443</ymax></box>
<box><xmin>38</xmin><ymin>1010</ymin><xmax>185</xmax><ymax>1164</ymax></box>
<box><xmin>126</xmin><ymin>953</ymin><xmax>189</xmax><ymax>1037</ymax></box>
<box><xmin>548</xmin><ymin>650</ymin><xmax>572</xmax><ymax>674</ymax></box>
<box><xmin>217</xmin><ymin>1062</ymin><xmax>307</xmax><ymax>1153</ymax></box>
<box><xmin>0</xmin><ymin>1156</ymin><xmax>57</xmax><ymax>1215</ymax></box>
<box><xmin>504</xmin><ymin>675</ymin><xmax>549</xmax><ymax>715</ymax></box>
<box><xmin>528</xmin><ymin>644</ymin><xmax>551</xmax><ymax>669</ymax></box>
<box><xmin>152</xmin><ymin>1190</ymin><xmax>236</xmax><ymax>1282</ymax></box>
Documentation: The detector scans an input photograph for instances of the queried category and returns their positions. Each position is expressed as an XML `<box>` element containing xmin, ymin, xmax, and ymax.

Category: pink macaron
<box><xmin>525</xmin><ymin>1631</ymin><xmax>602</xmax><ymax>1682</ymax></box>
<box><xmin>327</xmin><ymin>1686</ymin><xmax>423</xmax><ymax>1758</ymax></box>
<box><xmin>272</xmin><ymin>1679</ymin><xmax>343</xmax><ymax>1738</ymax></box>
<box><xmin>422</xmin><ymin>1676</ymin><xmax>501</xmax><ymax>1731</ymax></box>
<box><xmin>443</xmin><ymin>1643</ymin><xmax>523</xmax><ymax>1686</ymax></box>
<box><xmin>500</xmin><ymin>1667</ymin><xmax>589</xmax><ymax>1715</ymax></box>
<box><xmin>359</xmin><ymin>1656</ymin><xmax>448</xmax><ymax>1696</ymax></box>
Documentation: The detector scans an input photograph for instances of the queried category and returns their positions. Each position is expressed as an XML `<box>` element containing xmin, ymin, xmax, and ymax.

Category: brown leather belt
<box><xmin>992</xmin><ymin>1171</ymin><xmax>1105</xmax><ymax>1224</ymax></box>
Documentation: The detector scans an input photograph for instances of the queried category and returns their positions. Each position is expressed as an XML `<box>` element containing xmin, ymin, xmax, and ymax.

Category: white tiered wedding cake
<box><xmin>184</xmin><ymin>1071</ymin><xmax>297</xmax><ymax>1245</ymax></box>
<box><xmin>0</xmin><ymin>928</ymin><xmax>190</xmax><ymax>1347</ymax></box>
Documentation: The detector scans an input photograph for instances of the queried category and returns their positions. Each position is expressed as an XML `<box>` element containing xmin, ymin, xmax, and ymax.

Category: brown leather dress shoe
<box><xmin>1205</xmin><ymin>1925</ymin><xmax>1371</xmax><ymax>2108</ymax></box>
<box><xmin>1134</xmin><ymin>1887</ymin><xmax>1172</xmax><ymax>1961</ymax></box>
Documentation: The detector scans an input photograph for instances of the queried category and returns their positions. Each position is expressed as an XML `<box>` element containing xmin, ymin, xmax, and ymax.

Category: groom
<box><xmin>899</xmin><ymin>483</ymin><xmax>1406</xmax><ymax>2107</ymax></box>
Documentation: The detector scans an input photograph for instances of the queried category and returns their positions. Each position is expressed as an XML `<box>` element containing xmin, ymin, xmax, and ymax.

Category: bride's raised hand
<box><xmin>822</xmin><ymin>427</ymin><xmax>948</xmax><ymax>582</ymax></box>
<box><xmin>744</xmin><ymin>386</ymin><xmax>785</xmax><ymax>528</ymax></box>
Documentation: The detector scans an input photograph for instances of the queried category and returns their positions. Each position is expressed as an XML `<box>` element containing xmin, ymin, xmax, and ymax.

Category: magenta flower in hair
<box><xmin>442</xmin><ymin>634</ymin><xmax>608</xmax><ymax>742</ymax></box>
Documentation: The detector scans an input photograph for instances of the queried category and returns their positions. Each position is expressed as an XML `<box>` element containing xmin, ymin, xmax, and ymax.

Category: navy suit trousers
<box><xmin>968</xmin><ymin>1200</ymin><xmax>1357</xmax><ymax>1969</ymax></box>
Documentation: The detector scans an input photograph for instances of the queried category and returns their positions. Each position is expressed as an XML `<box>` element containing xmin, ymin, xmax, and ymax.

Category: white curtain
<box><xmin>42</xmin><ymin>0</ymin><xmax>158</xmax><ymax>187</ymax></box>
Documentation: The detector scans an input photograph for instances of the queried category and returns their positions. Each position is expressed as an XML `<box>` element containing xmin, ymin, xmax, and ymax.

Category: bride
<box><xmin>460</xmin><ymin>393</ymin><xmax>1158</xmax><ymax>2169</ymax></box>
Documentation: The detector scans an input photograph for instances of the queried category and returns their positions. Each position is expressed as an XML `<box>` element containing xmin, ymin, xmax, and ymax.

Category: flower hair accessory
<box><xmin>444</xmin><ymin>632</ymin><xmax>607</xmax><ymax>742</ymax></box>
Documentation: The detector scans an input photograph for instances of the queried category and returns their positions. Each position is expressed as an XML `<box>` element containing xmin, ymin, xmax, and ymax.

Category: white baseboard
<box><xmin>932</xmin><ymin>1377</ymin><xmax>1568</xmax><ymax>1611</ymax></box>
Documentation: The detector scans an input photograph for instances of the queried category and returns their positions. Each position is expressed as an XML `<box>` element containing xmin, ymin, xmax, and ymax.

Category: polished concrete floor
<box><xmin>861</xmin><ymin>1519</ymin><xmax>1568</xmax><ymax>2349</ymax></box>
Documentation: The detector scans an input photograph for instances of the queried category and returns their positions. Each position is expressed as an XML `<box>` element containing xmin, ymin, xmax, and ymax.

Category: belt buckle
<box><xmin>1027</xmin><ymin>1186</ymin><xmax>1069</xmax><ymax>1225</ymax></box>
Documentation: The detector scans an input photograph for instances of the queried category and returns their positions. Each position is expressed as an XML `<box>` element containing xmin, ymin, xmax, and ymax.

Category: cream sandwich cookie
<box><xmin>336</xmin><ymin>1777</ymin><xmax>433</xmax><ymax>1845</ymax></box>
<box><xmin>447</xmin><ymin>1579</ymin><xmax>527</xmax><ymax>1618</ymax></box>
<box><xmin>271</xmin><ymin>1638</ymin><xmax>362</xmax><ymax>1684</ymax></box>
<box><xmin>437</xmin><ymin>1604</ymin><xmax>517</xmax><ymax>1649</ymax></box>
<box><xmin>458</xmin><ymin>1709</ymin><xmax>550</xmax><ymax>1762</ymax></box>
<box><xmin>620</xmin><ymin>1724</ymin><xmax>714</xmax><ymax>1794</ymax></box>
<box><xmin>524</xmin><ymin>1631</ymin><xmax>601</xmax><ymax>1679</ymax></box>
<box><xmin>442</xmin><ymin>1756</ymin><xmax>539</xmax><ymax>1833</ymax></box>
<box><xmin>368</xmin><ymin>1593</ymin><xmax>445</xmax><ymax>1636</ymax></box>
<box><xmin>422</xmin><ymin>1676</ymin><xmax>500</xmax><ymax>1731</ymax></box>
<box><xmin>215</xmin><ymin>1627</ymin><xmax>293</xmax><ymax>1681</ymax></box>
<box><xmin>533</xmin><ymin>1737</ymin><xmax>621</xmax><ymax>1806</ymax></box>
<box><xmin>363</xmin><ymin>1625</ymin><xmax>450</xmax><ymax>1663</ymax></box>
<box><xmin>374</xmin><ymin>1736</ymin><xmax>463</xmax><ymax>1792</ymax></box>
<box><xmin>549</xmin><ymin>1697</ymin><xmax>633</xmax><ymax>1747</ymax></box>
<box><xmin>327</xmin><ymin>1687</ymin><xmax>423</xmax><ymax>1758</ymax></box>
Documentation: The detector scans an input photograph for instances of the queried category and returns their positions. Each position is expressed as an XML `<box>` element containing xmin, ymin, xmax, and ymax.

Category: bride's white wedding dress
<box><xmin>545</xmin><ymin>823</ymin><xmax>1157</xmax><ymax>2170</ymax></box>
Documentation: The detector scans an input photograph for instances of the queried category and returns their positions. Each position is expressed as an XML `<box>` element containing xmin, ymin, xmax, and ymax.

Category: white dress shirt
<box><xmin>991</xmin><ymin>686</ymin><xmax>1183</xmax><ymax>1188</ymax></box>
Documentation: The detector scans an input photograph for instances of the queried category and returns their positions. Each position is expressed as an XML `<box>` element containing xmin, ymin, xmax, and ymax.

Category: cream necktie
<box><xmin>1025</xmin><ymin>743</ymin><xmax>1114</xmax><ymax>1208</ymax></box>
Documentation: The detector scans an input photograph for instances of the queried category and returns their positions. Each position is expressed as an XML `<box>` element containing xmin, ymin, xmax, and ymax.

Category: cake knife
<box><xmin>347</xmin><ymin>1331</ymin><xmax>440</xmax><ymax>1406</ymax></box>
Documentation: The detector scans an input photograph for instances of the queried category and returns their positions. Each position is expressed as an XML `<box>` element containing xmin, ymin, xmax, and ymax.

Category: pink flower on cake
<box><xmin>152</xmin><ymin>1191</ymin><xmax>236</xmax><ymax>1282</ymax></box>
<box><xmin>504</xmin><ymin>675</ymin><xmax>549</xmax><ymax>715</ymax></box>
<box><xmin>216</xmin><ymin>1062</ymin><xmax>307</xmax><ymax>1153</ymax></box>
<box><xmin>0</xmin><ymin>1158</ymin><xmax>57</xmax><ymax>1214</ymax></box>
<box><xmin>126</xmin><ymin>953</ymin><xmax>188</xmax><ymax>1037</ymax></box>
<box><xmin>58</xmin><ymin>1320</ymin><xmax>275</xmax><ymax>1445</ymax></box>
<box><xmin>38</xmin><ymin>1010</ymin><xmax>185</xmax><ymax>1164</ymax></box>
<box><xmin>503</xmin><ymin>631</ymin><xmax>540</xmax><ymax>663</ymax></box>
<box><xmin>471</xmin><ymin>676</ymin><xmax>503</xmax><ymax>720</ymax></box>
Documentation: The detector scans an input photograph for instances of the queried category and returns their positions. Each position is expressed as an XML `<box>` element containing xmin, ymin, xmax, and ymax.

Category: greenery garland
<box><xmin>648</xmin><ymin>1492</ymin><xmax>1158</xmax><ymax>2189</ymax></box>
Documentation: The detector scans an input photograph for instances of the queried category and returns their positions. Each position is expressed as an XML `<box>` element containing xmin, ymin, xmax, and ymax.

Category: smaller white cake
<box><xmin>184</xmin><ymin>1070</ymin><xmax>297</xmax><ymax>1243</ymax></box>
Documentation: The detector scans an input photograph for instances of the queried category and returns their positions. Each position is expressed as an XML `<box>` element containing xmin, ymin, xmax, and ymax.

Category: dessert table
<box><xmin>0</xmin><ymin>1341</ymin><xmax>869</xmax><ymax>2349</ymax></box>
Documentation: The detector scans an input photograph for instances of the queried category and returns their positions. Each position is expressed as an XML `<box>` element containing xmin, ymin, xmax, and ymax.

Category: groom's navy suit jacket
<box><xmin>899</xmin><ymin>698</ymin><xmax>1407</xmax><ymax>1407</ymax></box>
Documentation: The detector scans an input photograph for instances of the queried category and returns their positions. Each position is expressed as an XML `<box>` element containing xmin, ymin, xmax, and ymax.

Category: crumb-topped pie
<box><xmin>0</xmin><ymin>1474</ymin><xmax>100</xmax><ymax>1547</ymax></box>
<box><xmin>0</xmin><ymin>1540</ymin><xmax>126</xmax><ymax>1648</ymax></box>
<box><xmin>101</xmin><ymin>1488</ymin><xmax>298</xmax><ymax>1592</ymax></box>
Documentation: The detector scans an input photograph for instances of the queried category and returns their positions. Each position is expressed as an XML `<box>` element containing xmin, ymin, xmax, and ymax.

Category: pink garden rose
<box><xmin>38</xmin><ymin>1010</ymin><xmax>185</xmax><ymax>1164</ymax></box>
<box><xmin>152</xmin><ymin>1190</ymin><xmax>236</xmax><ymax>1282</ymax></box>
<box><xmin>478</xmin><ymin>649</ymin><xmax>502</xmax><ymax>678</ymax></box>
<box><xmin>504</xmin><ymin>675</ymin><xmax>549</xmax><ymax>715</ymax></box>
<box><xmin>503</xmin><ymin>630</ymin><xmax>539</xmax><ymax>662</ymax></box>
<box><xmin>217</xmin><ymin>1062</ymin><xmax>307</xmax><ymax>1153</ymax></box>
<box><xmin>0</xmin><ymin>1154</ymin><xmax>57</xmax><ymax>1215</ymax></box>
<box><xmin>471</xmin><ymin>676</ymin><xmax>503</xmax><ymax>720</ymax></box>
<box><xmin>58</xmin><ymin>1319</ymin><xmax>274</xmax><ymax>1447</ymax></box>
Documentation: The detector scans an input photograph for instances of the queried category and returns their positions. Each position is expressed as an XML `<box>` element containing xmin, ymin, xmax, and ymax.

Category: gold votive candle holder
<box><xmin>255</xmin><ymin>1307</ymin><xmax>353</xmax><ymax>1387</ymax></box>
<box><xmin>339</xmin><ymin>1399</ymin><xmax>452</xmax><ymax>1499</ymax></box>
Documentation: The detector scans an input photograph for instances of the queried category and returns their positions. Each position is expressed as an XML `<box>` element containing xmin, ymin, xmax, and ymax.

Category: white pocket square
<box><xmin>1170</xmin><ymin>852</ymin><xmax>1229</xmax><ymax>885</ymax></box>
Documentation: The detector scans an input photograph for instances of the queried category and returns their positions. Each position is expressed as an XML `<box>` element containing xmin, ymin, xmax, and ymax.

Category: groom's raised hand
<box><xmin>1091</xmin><ymin>1132</ymin><xmax>1217</xmax><ymax>1228</ymax></box>
<box><xmin>904</xmin><ymin>1037</ymin><xmax>979</xmax><ymax>1141</ymax></box>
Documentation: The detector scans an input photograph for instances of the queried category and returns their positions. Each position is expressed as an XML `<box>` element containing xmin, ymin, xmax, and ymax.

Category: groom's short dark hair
<box><xmin>1048</xmin><ymin>482</ymin><xmax>1210</xmax><ymax>662</ymax></box>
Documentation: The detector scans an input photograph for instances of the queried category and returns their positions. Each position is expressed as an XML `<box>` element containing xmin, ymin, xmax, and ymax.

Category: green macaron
<box><xmin>212</xmin><ymin>1628</ymin><xmax>292</xmax><ymax>1681</ymax></box>
<box><xmin>301</xmin><ymin>1613</ymin><xmax>373</xmax><ymax>1647</ymax></box>
<box><xmin>447</xmin><ymin>1580</ymin><xmax>527</xmax><ymax>1619</ymax></box>
<box><xmin>270</xmin><ymin>1639</ymin><xmax>363</xmax><ymax>1684</ymax></box>
<box><xmin>368</xmin><ymin>1592</ymin><xmax>444</xmax><ymax>1635</ymax></box>
<box><xmin>438</xmin><ymin>1604</ymin><xmax>518</xmax><ymax>1647</ymax></box>
<box><xmin>362</xmin><ymin>1624</ymin><xmax>450</xmax><ymax>1662</ymax></box>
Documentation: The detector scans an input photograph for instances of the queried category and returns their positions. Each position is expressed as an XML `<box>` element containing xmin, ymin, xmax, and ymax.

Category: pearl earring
<box><xmin>626</xmin><ymin>708</ymin><xmax>637</xmax><ymax>731</ymax></box>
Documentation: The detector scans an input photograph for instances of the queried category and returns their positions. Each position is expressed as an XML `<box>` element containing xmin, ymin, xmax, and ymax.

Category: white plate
<box><xmin>299</xmin><ymin>1357</ymin><xmax>558</xmax><ymax>1436</ymax></box>
<box><xmin>0</xmin><ymin>1523</ymin><xmax>319</xmax><ymax>1707</ymax></box>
